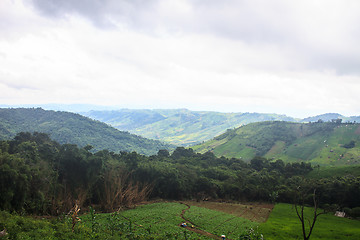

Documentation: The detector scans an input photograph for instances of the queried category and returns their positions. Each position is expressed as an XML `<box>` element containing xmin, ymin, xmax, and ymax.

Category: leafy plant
<box><xmin>239</xmin><ymin>226</ymin><xmax>264</xmax><ymax>240</ymax></box>
<box><xmin>88</xmin><ymin>206</ymin><xmax>99</xmax><ymax>237</ymax></box>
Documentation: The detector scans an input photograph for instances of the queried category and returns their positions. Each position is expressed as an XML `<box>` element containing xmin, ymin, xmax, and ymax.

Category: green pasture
<box><xmin>213</xmin><ymin>143</ymin><xmax>256</xmax><ymax>160</ymax></box>
<box><xmin>306</xmin><ymin>165</ymin><xmax>360</xmax><ymax>179</ymax></box>
<box><xmin>260</xmin><ymin>203</ymin><xmax>360</xmax><ymax>240</ymax></box>
<box><xmin>194</xmin><ymin>122</ymin><xmax>360</xmax><ymax>165</ymax></box>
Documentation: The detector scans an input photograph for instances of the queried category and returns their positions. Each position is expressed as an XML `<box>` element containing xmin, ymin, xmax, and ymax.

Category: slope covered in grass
<box><xmin>193</xmin><ymin>121</ymin><xmax>360</xmax><ymax>165</ymax></box>
<box><xmin>260</xmin><ymin>203</ymin><xmax>360</xmax><ymax>240</ymax></box>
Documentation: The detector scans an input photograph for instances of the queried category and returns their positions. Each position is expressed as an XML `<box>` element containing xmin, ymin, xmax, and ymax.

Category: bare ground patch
<box><xmin>356</xmin><ymin>125</ymin><xmax>360</xmax><ymax>135</ymax></box>
<box><xmin>182</xmin><ymin>200</ymin><xmax>273</xmax><ymax>223</ymax></box>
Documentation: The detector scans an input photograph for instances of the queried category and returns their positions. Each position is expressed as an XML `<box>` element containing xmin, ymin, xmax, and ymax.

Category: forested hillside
<box><xmin>82</xmin><ymin>109</ymin><xmax>296</xmax><ymax>146</ymax></box>
<box><xmin>0</xmin><ymin>108</ymin><xmax>172</xmax><ymax>155</ymax></box>
<box><xmin>193</xmin><ymin>121</ymin><xmax>360</xmax><ymax>165</ymax></box>
<box><xmin>1</xmin><ymin>132</ymin><xmax>359</xmax><ymax>216</ymax></box>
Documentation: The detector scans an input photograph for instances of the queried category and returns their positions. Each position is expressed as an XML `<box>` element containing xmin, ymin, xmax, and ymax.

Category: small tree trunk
<box><xmin>294</xmin><ymin>188</ymin><xmax>324</xmax><ymax>240</ymax></box>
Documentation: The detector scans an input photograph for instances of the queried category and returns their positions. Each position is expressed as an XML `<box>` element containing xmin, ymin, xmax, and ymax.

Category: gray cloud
<box><xmin>2</xmin><ymin>0</ymin><xmax>360</xmax><ymax>117</ymax></box>
<box><xmin>28</xmin><ymin>0</ymin><xmax>360</xmax><ymax>76</ymax></box>
<box><xmin>30</xmin><ymin>0</ymin><xmax>157</xmax><ymax>28</ymax></box>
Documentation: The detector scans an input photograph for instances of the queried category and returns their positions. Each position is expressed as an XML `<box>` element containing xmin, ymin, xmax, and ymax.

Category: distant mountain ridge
<box><xmin>82</xmin><ymin>109</ymin><xmax>297</xmax><ymax>146</ymax></box>
<box><xmin>1</xmin><ymin>104</ymin><xmax>359</xmax><ymax>147</ymax></box>
<box><xmin>0</xmin><ymin>108</ymin><xmax>172</xmax><ymax>155</ymax></box>
<box><xmin>192</xmin><ymin>121</ymin><xmax>360</xmax><ymax>166</ymax></box>
<box><xmin>301</xmin><ymin>113</ymin><xmax>360</xmax><ymax>123</ymax></box>
<box><xmin>82</xmin><ymin>109</ymin><xmax>360</xmax><ymax>146</ymax></box>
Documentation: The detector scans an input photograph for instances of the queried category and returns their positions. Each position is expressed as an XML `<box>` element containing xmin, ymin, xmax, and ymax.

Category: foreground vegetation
<box><xmin>2</xmin><ymin>202</ymin><xmax>359</xmax><ymax>239</ymax></box>
<box><xmin>260</xmin><ymin>203</ymin><xmax>360</xmax><ymax>240</ymax></box>
<box><xmin>1</xmin><ymin>132</ymin><xmax>360</xmax><ymax>217</ymax></box>
<box><xmin>0</xmin><ymin>202</ymin><xmax>257</xmax><ymax>239</ymax></box>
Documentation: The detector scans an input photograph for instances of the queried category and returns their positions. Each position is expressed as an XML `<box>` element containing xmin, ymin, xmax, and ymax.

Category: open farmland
<box><xmin>183</xmin><ymin>201</ymin><xmax>273</xmax><ymax>222</ymax></box>
<box><xmin>2</xmin><ymin>201</ymin><xmax>360</xmax><ymax>239</ymax></box>
<box><xmin>183</xmin><ymin>204</ymin><xmax>258</xmax><ymax>239</ymax></box>
<box><xmin>81</xmin><ymin>202</ymin><xmax>211</xmax><ymax>239</ymax></box>
<box><xmin>81</xmin><ymin>201</ymin><xmax>271</xmax><ymax>239</ymax></box>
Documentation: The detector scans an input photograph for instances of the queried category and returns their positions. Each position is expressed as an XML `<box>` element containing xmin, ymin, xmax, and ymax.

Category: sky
<box><xmin>1</xmin><ymin>0</ymin><xmax>360</xmax><ymax>118</ymax></box>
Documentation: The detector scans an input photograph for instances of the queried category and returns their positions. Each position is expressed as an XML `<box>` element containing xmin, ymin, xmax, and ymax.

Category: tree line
<box><xmin>0</xmin><ymin>132</ymin><xmax>359</xmax><ymax>216</ymax></box>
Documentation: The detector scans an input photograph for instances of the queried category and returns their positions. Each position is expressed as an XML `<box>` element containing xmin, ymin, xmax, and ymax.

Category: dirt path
<box><xmin>179</xmin><ymin>202</ymin><xmax>229</xmax><ymax>240</ymax></box>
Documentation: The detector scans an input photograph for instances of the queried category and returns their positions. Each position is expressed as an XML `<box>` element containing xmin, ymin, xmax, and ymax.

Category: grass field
<box><xmin>193</xmin><ymin>122</ymin><xmax>360</xmax><ymax>165</ymax></box>
<box><xmin>306</xmin><ymin>165</ymin><xmax>360</xmax><ymax>179</ymax></box>
<box><xmin>260</xmin><ymin>203</ymin><xmax>360</xmax><ymax>240</ymax></box>
<box><xmin>2</xmin><ymin>202</ymin><xmax>360</xmax><ymax>239</ymax></box>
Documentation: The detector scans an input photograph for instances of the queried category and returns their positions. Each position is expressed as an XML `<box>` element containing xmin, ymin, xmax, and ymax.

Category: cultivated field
<box><xmin>183</xmin><ymin>200</ymin><xmax>273</xmax><ymax>222</ymax></box>
<box><xmin>1</xmin><ymin>201</ymin><xmax>360</xmax><ymax>239</ymax></box>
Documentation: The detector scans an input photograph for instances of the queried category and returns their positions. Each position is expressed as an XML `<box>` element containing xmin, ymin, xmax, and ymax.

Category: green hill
<box><xmin>0</xmin><ymin>108</ymin><xmax>172</xmax><ymax>155</ymax></box>
<box><xmin>82</xmin><ymin>109</ymin><xmax>296</xmax><ymax>146</ymax></box>
<box><xmin>301</xmin><ymin>113</ymin><xmax>360</xmax><ymax>123</ymax></box>
<box><xmin>192</xmin><ymin>121</ymin><xmax>360</xmax><ymax>165</ymax></box>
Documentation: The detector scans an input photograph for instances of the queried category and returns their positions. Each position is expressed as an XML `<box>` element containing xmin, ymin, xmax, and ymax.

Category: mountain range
<box><xmin>81</xmin><ymin>109</ymin><xmax>359</xmax><ymax>146</ymax></box>
<box><xmin>1</xmin><ymin>107</ymin><xmax>360</xmax><ymax>165</ymax></box>
<box><xmin>0</xmin><ymin>108</ymin><xmax>172</xmax><ymax>155</ymax></box>
<box><xmin>81</xmin><ymin>109</ymin><xmax>296</xmax><ymax>146</ymax></box>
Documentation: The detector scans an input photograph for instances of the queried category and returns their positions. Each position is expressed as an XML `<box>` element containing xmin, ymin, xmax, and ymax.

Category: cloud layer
<box><xmin>1</xmin><ymin>0</ymin><xmax>360</xmax><ymax>117</ymax></box>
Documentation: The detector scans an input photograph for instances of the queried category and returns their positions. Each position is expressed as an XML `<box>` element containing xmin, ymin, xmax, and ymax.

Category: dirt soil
<box><xmin>356</xmin><ymin>125</ymin><xmax>360</xmax><ymax>135</ymax></box>
<box><xmin>182</xmin><ymin>200</ymin><xmax>274</xmax><ymax>223</ymax></box>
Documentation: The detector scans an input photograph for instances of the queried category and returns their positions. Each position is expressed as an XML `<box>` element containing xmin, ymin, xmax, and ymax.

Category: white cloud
<box><xmin>0</xmin><ymin>0</ymin><xmax>359</xmax><ymax>118</ymax></box>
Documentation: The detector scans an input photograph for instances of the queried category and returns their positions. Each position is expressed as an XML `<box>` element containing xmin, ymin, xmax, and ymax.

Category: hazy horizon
<box><xmin>1</xmin><ymin>103</ymin><xmax>359</xmax><ymax>119</ymax></box>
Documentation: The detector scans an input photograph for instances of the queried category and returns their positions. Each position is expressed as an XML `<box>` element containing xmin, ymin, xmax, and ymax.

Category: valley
<box><xmin>81</xmin><ymin>108</ymin><xmax>297</xmax><ymax>146</ymax></box>
<box><xmin>3</xmin><ymin>0</ymin><xmax>360</xmax><ymax>238</ymax></box>
<box><xmin>0</xmin><ymin>107</ymin><xmax>360</xmax><ymax>239</ymax></box>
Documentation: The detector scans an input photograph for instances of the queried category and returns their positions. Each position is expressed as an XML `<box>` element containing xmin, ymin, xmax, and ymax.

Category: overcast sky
<box><xmin>1</xmin><ymin>0</ymin><xmax>360</xmax><ymax>118</ymax></box>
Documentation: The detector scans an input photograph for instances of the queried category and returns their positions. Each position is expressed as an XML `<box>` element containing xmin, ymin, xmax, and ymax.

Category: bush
<box><xmin>350</xmin><ymin>207</ymin><xmax>360</xmax><ymax>218</ymax></box>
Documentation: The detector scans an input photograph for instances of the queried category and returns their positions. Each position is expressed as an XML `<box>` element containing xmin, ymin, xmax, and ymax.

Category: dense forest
<box><xmin>0</xmin><ymin>108</ymin><xmax>172</xmax><ymax>155</ymax></box>
<box><xmin>1</xmin><ymin>132</ymin><xmax>359</xmax><ymax>218</ymax></box>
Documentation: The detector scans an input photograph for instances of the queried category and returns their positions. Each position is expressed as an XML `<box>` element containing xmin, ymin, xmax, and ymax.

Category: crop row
<box><xmin>83</xmin><ymin>202</ymin><xmax>212</xmax><ymax>239</ymax></box>
<box><xmin>184</xmin><ymin>206</ymin><xmax>257</xmax><ymax>239</ymax></box>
